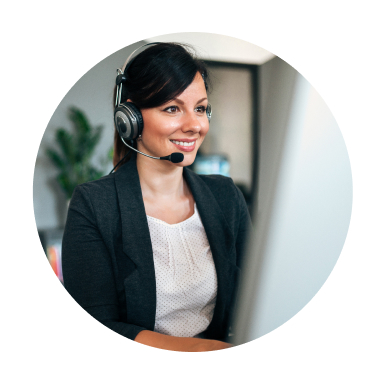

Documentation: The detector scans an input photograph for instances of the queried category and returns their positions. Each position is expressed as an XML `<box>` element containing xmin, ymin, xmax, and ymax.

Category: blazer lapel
<box><xmin>114</xmin><ymin>154</ymin><xmax>156</xmax><ymax>329</ymax></box>
<box><xmin>183</xmin><ymin>168</ymin><xmax>237</xmax><ymax>339</ymax></box>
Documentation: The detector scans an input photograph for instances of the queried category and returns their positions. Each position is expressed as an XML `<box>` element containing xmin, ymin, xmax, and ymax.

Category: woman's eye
<box><xmin>164</xmin><ymin>106</ymin><xmax>178</xmax><ymax>113</ymax></box>
<box><xmin>196</xmin><ymin>106</ymin><xmax>207</xmax><ymax>113</ymax></box>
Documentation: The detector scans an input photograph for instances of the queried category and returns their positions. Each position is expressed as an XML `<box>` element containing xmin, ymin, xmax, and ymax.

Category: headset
<box><xmin>111</xmin><ymin>42</ymin><xmax>212</xmax><ymax>172</ymax></box>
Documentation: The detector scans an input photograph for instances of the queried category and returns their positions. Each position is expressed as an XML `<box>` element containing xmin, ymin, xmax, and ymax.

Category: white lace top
<box><xmin>146</xmin><ymin>203</ymin><xmax>217</xmax><ymax>337</ymax></box>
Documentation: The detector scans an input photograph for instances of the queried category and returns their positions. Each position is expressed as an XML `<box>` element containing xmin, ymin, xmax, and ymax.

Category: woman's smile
<box><xmin>169</xmin><ymin>139</ymin><xmax>197</xmax><ymax>152</ymax></box>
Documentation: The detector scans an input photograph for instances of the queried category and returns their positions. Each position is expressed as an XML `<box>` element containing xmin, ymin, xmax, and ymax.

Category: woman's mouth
<box><xmin>169</xmin><ymin>140</ymin><xmax>196</xmax><ymax>152</ymax></box>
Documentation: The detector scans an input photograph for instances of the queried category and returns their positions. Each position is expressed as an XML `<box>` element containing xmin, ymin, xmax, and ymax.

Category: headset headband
<box><xmin>115</xmin><ymin>42</ymin><xmax>161</xmax><ymax>108</ymax></box>
<box><xmin>122</xmin><ymin>42</ymin><xmax>161</xmax><ymax>73</ymax></box>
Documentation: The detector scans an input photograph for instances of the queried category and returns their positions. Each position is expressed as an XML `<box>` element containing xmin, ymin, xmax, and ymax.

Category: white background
<box><xmin>1</xmin><ymin>1</ymin><xmax>384</xmax><ymax>383</ymax></box>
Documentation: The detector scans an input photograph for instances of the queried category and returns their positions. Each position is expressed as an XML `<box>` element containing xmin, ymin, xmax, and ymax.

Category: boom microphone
<box><xmin>109</xmin><ymin>137</ymin><xmax>184</xmax><ymax>174</ymax></box>
<box><xmin>160</xmin><ymin>152</ymin><xmax>184</xmax><ymax>163</ymax></box>
<box><xmin>109</xmin><ymin>137</ymin><xmax>184</xmax><ymax>175</ymax></box>
<box><xmin>121</xmin><ymin>137</ymin><xmax>184</xmax><ymax>163</ymax></box>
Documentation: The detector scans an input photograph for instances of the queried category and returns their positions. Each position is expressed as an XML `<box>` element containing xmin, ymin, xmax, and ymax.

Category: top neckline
<box><xmin>146</xmin><ymin>203</ymin><xmax>197</xmax><ymax>227</ymax></box>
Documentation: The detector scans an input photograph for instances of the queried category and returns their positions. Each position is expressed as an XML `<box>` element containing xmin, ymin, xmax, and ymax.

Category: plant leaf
<box><xmin>47</xmin><ymin>106</ymin><xmax>107</xmax><ymax>198</ymax></box>
<box><xmin>46</xmin><ymin>148</ymin><xmax>65</xmax><ymax>170</ymax></box>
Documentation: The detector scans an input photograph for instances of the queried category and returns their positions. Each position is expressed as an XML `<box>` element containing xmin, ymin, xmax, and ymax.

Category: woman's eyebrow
<box><xmin>173</xmin><ymin>97</ymin><xmax>208</xmax><ymax>105</ymax></box>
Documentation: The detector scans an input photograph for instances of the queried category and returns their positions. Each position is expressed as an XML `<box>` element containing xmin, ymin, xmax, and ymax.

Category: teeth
<box><xmin>171</xmin><ymin>140</ymin><xmax>195</xmax><ymax>147</ymax></box>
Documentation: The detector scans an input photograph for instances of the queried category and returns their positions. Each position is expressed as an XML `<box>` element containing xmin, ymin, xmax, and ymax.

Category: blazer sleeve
<box><xmin>61</xmin><ymin>185</ymin><xmax>146</xmax><ymax>341</ymax></box>
<box><xmin>234</xmin><ymin>182</ymin><xmax>253</xmax><ymax>269</ymax></box>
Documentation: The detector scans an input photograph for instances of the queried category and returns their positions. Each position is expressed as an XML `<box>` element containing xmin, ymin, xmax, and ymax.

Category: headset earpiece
<box><xmin>114</xmin><ymin>43</ymin><xmax>160</xmax><ymax>142</ymax></box>
<box><xmin>114</xmin><ymin>102</ymin><xmax>143</xmax><ymax>141</ymax></box>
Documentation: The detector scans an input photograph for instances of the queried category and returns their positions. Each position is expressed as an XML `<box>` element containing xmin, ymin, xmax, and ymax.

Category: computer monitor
<box><xmin>231</xmin><ymin>73</ymin><xmax>352</xmax><ymax>345</ymax></box>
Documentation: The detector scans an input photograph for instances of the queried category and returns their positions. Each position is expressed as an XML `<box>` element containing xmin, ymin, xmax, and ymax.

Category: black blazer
<box><xmin>62</xmin><ymin>153</ymin><xmax>252</xmax><ymax>342</ymax></box>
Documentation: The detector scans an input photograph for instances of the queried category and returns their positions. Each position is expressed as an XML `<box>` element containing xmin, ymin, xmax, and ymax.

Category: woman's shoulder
<box><xmin>74</xmin><ymin>172</ymin><xmax>115</xmax><ymax>193</ymax></box>
<box><xmin>68</xmin><ymin>172</ymin><xmax>123</xmax><ymax>225</ymax></box>
<box><xmin>184</xmin><ymin>168</ymin><xmax>240</xmax><ymax>201</ymax></box>
<box><xmin>70</xmin><ymin>172</ymin><xmax>119</xmax><ymax>210</ymax></box>
<box><xmin>199</xmin><ymin>173</ymin><xmax>236</xmax><ymax>190</ymax></box>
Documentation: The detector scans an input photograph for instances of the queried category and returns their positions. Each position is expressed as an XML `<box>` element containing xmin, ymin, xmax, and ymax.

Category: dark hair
<box><xmin>113</xmin><ymin>42</ymin><xmax>211</xmax><ymax>168</ymax></box>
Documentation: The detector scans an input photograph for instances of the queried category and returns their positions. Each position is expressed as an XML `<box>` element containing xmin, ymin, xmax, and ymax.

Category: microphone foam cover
<box><xmin>170</xmin><ymin>152</ymin><xmax>184</xmax><ymax>163</ymax></box>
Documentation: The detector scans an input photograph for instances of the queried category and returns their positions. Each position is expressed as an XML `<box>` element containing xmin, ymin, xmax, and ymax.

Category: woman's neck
<box><xmin>136</xmin><ymin>155</ymin><xmax>187</xmax><ymax>203</ymax></box>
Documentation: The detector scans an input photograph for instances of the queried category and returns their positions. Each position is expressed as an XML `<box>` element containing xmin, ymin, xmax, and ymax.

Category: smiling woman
<box><xmin>61</xmin><ymin>42</ymin><xmax>252</xmax><ymax>352</ymax></box>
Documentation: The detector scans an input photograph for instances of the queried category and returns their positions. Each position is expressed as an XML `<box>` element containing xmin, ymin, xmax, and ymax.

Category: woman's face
<box><xmin>137</xmin><ymin>72</ymin><xmax>210</xmax><ymax>167</ymax></box>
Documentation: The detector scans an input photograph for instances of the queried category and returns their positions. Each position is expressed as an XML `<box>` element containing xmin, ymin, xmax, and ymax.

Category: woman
<box><xmin>62</xmin><ymin>42</ymin><xmax>252</xmax><ymax>352</ymax></box>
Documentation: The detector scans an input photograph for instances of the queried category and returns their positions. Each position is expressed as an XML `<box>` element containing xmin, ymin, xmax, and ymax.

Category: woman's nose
<box><xmin>181</xmin><ymin>110</ymin><xmax>201</xmax><ymax>132</ymax></box>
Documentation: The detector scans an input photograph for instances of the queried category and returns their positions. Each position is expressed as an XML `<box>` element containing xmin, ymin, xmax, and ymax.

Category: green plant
<box><xmin>46</xmin><ymin>106</ymin><xmax>112</xmax><ymax>199</ymax></box>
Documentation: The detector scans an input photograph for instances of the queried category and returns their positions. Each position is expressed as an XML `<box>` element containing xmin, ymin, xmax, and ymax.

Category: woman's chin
<box><xmin>178</xmin><ymin>152</ymin><xmax>197</xmax><ymax>168</ymax></box>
